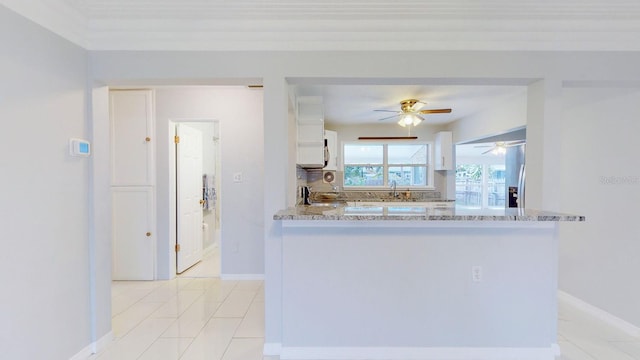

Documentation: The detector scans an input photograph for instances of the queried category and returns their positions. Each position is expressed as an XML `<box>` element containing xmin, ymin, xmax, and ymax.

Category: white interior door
<box><xmin>112</xmin><ymin>187</ymin><xmax>155</xmax><ymax>280</ymax></box>
<box><xmin>176</xmin><ymin>124</ymin><xmax>204</xmax><ymax>273</ymax></box>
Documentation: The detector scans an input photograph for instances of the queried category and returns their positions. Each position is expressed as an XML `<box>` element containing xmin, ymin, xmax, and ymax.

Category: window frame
<box><xmin>342</xmin><ymin>141</ymin><xmax>435</xmax><ymax>190</ymax></box>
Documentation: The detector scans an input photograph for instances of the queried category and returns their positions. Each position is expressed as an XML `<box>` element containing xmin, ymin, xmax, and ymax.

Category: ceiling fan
<box><xmin>475</xmin><ymin>140</ymin><xmax>526</xmax><ymax>155</ymax></box>
<box><xmin>375</xmin><ymin>99</ymin><xmax>452</xmax><ymax>127</ymax></box>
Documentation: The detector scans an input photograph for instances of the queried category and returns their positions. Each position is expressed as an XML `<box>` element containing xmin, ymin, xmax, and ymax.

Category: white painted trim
<box><xmin>6</xmin><ymin>0</ymin><xmax>640</xmax><ymax>52</ymax></box>
<box><xmin>280</xmin><ymin>346</ymin><xmax>556</xmax><ymax>360</ymax></box>
<box><xmin>264</xmin><ymin>342</ymin><xmax>282</xmax><ymax>356</ymax></box>
<box><xmin>69</xmin><ymin>343</ymin><xmax>93</xmax><ymax>360</ymax></box>
<box><xmin>68</xmin><ymin>331</ymin><xmax>113</xmax><ymax>360</ymax></box>
<box><xmin>220</xmin><ymin>274</ymin><xmax>264</xmax><ymax>281</ymax></box>
<box><xmin>558</xmin><ymin>290</ymin><xmax>640</xmax><ymax>337</ymax></box>
<box><xmin>85</xmin><ymin>24</ymin><xmax>640</xmax><ymax>52</ymax></box>
<box><xmin>93</xmin><ymin>331</ymin><xmax>114</xmax><ymax>355</ymax></box>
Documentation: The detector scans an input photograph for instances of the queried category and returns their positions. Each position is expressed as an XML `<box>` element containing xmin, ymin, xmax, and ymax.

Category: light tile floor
<box><xmin>92</xmin><ymin>251</ymin><xmax>640</xmax><ymax>360</ymax></box>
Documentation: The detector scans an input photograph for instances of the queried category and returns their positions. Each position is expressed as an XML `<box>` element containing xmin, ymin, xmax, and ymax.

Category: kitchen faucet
<box><xmin>390</xmin><ymin>180</ymin><xmax>399</xmax><ymax>198</ymax></box>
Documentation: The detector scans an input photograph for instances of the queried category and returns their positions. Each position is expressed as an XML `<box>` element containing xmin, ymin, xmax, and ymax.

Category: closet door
<box><xmin>112</xmin><ymin>187</ymin><xmax>155</xmax><ymax>280</ymax></box>
<box><xmin>110</xmin><ymin>90</ymin><xmax>155</xmax><ymax>186</ymax></box>
<box><xmin>110</xmin><ymin>89</ymin><xmax>156</xmax><ymax>280</ymax></box>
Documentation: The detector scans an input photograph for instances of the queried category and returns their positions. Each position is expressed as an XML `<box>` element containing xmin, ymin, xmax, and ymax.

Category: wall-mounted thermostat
<box><xmin>69</xmin><ymin>138</ymin><xmax>91</xmax><ymax>157</ymax></box>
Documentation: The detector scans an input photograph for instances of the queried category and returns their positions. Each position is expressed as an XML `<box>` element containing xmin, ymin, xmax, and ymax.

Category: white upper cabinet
<box><xmin>110</xmin><ymin>90</ymin><xmax>155</xmax><ymax>186</ymax></box>
<box><xmin>434</xmin><ymin>131</ymin><xmax>453</xmax><ymax>171</ymax></box>
<box><xmin>296</xmin><ymin>96</ymin><xmax>325</xmax><ymax>168</ymax></box>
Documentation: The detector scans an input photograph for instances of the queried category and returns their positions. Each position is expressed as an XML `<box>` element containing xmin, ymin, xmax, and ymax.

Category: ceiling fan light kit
<box><xmin>375</xmin><ymin>98</ymin><xmax>452</xmax><ymax>129</ymax></box>
<box><xmin>477</xmin><ymin>140</ymin><xmax>526</xmax><ymax>155</ymax></box>
<box><xmin>398</xmin><ymin>113</ymin><xmax>424</xmax><ymax>127</ymax></box>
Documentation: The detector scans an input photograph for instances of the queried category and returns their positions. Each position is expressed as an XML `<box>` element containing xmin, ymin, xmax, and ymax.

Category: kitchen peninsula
<box><xmin>273</xmin><ymin>203</ymin><xmax>584</xmax><ymax>360</ymax></box>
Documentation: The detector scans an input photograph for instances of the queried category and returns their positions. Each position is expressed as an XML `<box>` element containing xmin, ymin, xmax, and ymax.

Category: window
<box><xmin>343</xmin><ymin>142</ymin><xmax>432</xmax><ymax>188</ymax></box>
<box><xmin>455</xmin><ymin>163</ymin><xmax>506</xmax><ymax>208</ymax></box>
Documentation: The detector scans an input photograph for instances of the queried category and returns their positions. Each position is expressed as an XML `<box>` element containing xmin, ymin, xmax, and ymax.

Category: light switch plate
<box><xmin>472</xmin><ymin>265</ymin><xmax>483</xmax><ymax>282</ymax></box>
<box><xmin>233</xmin><ymin>173</ymin><xmax>243</xmax><ymax>183</ymax></box>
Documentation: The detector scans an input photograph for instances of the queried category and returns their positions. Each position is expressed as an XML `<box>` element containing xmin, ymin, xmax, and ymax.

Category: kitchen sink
<box><xmin>307</xmin><ymin>201</ymin><xmax>345</xmax><ymax>207</ymax></box>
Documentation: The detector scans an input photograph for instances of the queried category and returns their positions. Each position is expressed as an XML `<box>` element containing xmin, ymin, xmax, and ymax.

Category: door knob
<box><xmin>199</xmin><ymin>200</ymin><xmax>205</xmax><ymax>205</ymax></box>
<box><xmin>145</xmin><ymin>137</ymin><xmax>151</xmax><ymax>142</ymax></box>
<box><xmin>146</xmin><ymin>232</ymin><xmax>152</xmax><ymax>237</ymax></box>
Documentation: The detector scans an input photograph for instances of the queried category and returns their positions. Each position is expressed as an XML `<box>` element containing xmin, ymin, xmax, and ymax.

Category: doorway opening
<box><xmin>170</xmin><ymin>120</ymin><xmax>221</xmax><ymax>277</ymax></box>
<box><xmin>455</xmin><ymin>127</ymin><xmax>526</xmax><ymax>209</ymax></box>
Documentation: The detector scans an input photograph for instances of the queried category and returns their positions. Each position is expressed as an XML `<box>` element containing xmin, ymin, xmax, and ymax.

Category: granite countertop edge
<box><xmin>273</xmin><ymin>206</ymin><xmax>585</xmax><ymax>222</ymax></box>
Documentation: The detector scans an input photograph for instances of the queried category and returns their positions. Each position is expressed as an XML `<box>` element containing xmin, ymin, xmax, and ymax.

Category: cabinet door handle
<box><xmin>146</xmin><ymin>232</ymin><xmax>152</xmax><ymax>237</ymax></box>
<box><xmin>145</xmin><ymin>137</ymin><xmax>151</xmax><ymax>142</ymax></box>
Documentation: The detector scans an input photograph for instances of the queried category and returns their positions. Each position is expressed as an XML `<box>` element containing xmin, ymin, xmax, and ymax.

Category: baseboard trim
<box><xmin>279</xmin><ymin>346</ymin><xmax>557</xmax><ymax>360</ymax></box>
<box><xmin>558</xmin><ymin>290</ymin><xmax>640</xmax><ymax>337</ymax></box>
<box><xmin>69</xmin><ymin>343</ymin><xmax>93</xmax><ymax>360</ymax></box>
<box><xmin>68</xmin><ymin>331</ymin><xmax>113</xmax><ymax>360</ymax></box>
<box><xmin>93</xmin><ymin>331</ymin><xmax>114</xmax><ymax>354</ymax></box>
<box><xmin>264</xmin><ymin>342</ymin><xmax>282</xmax><ymax>356</ymax></box>
<box><xmin>220</xmin><ymin>273</ymin><xmax>264</xmax><ymax>281</ymax></box>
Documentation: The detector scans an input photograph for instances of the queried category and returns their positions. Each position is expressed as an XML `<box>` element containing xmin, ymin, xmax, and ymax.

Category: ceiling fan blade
<box><xmin>505</xmin><ymin>140</ymin><xmax>526</xmax><ymax>147</ymax></box>
<box><xmin>473</xmin><ymin>145</ymin><xmax>493</xmax><ymax>148</ymax></box>
<box><xmin>419</xmin><ymin>109</ymin><xmax>452</xmax><ymax>114</ymax></box>
<box><xmin>378</xmin><ymin>114</ymin><xmax>401</xmax><ymax>121</ymax></box>
<box><xmin>481</xmin><ymin>148</ymin><xmax>495</xmax><ymax>155</ymax></box>
<box><xmin>374</xmin><ymin>109</ymin><xmax>401</xmax><ymax>113</ymax></box>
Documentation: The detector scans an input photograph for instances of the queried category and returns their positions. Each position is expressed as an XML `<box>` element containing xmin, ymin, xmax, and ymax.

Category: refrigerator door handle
<box><xmin>517</xmin><ymin>164</ymin><xmax>526</xmax><ymax>209</ymax></box>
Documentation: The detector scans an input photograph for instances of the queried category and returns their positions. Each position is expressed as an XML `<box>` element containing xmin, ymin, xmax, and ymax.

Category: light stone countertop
<box><xmin>274</xmin><ymin>203</ymin><xmax>585</xmax><ymax>221</ymax></box>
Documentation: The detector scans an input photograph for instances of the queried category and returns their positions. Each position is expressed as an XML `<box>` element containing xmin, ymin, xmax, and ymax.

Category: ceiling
<box><xmin>5</xmin><ymin>0</ymin><xmax>640</xmax><ymax>51</ymax></box>
<box><xmin>291</xmin><ymin>83</ymin><xmax>528</xmax><ymax>126</ymax></box>
<box><xmin>3</xmin><ymin>1</ymin><xmax>632</xmax><ymax>131</ymax></box>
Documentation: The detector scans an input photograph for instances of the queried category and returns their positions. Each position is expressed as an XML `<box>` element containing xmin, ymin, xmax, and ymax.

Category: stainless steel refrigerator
<box><xmin>505</xmin><ymin>144</ymin><xmax>526</xmax><ymax>208</ymax></box>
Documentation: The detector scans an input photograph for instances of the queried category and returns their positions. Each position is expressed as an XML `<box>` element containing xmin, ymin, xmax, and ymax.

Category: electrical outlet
<box><xmin>472</xmin><ymin>265</ymin><xmax>483</xmax><ymax>282</ymax></box>
<box><xmin>233</xmin><ymin>172</ymin><xmax>243</xmax><ymax>183</ymax></box>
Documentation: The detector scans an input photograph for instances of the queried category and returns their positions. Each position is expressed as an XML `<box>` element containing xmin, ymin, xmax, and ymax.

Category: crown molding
<box><xmin>4</xmin><ymin>0</ymin><xmax>640</xmax><ymax>51</ymax></box>
<box><xmin>1</xmin><ymin>0</ymin><xmax>87</xmax><ymax>47</ymax></box>
<box><xmin>85</xmin><ymin>18</ymin><xmax>640</xmax><ymax>51</ymax></box>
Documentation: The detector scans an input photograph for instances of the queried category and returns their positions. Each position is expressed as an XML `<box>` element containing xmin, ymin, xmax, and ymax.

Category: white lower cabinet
<box><xmin>112</xmin><ymin>187</ymin><xmax>155</xmax><ymax>280</ymax></box>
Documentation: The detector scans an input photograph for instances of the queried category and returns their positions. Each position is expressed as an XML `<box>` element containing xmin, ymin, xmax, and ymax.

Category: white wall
<box><xmin>87</xmin><ymin>50</ymin><xmax>640</xmax><ymax>350</ymax></box>
<box><xmin>447</xmin><ymin>87</ymin><xmax>528</xmax><ymax>144</ymax></box>
<box><xmin>0</xmin><ymin>6</ymin><xmax>91</xmax><ymax>359</ymax></box>
<box><xmin>154</xmin><ymin>87</ymin><xmax>264</xmax><ymax>278</ymax></box>
<box><xmin>559</xmin><ymin>86</ymin><xmax>640</xmax><ymax>327</ymax></box>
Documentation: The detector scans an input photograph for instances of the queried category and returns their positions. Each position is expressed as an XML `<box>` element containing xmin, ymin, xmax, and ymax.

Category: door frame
<box><xmin>168</xmin><ymin>119</ymin><xmax>221</xmax><ymax>277</ymax></box>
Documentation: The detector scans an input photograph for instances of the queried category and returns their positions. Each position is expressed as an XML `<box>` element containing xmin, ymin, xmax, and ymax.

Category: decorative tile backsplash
<box><xmin>311</xmin><ymin>190</ymin><xmax>442</xmax><ymax>202</ymax></box>
<box><xmin>300</xmin><ymin>168</ymin><xmax>443</xmax><ymax>202</ymax></box>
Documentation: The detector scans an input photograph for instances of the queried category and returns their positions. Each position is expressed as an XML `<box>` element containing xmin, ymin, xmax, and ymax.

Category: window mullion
<box><xmin>383</xmin><ymin>144</ymin><xmax>388</xmax><ymax>186</ymax></box>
